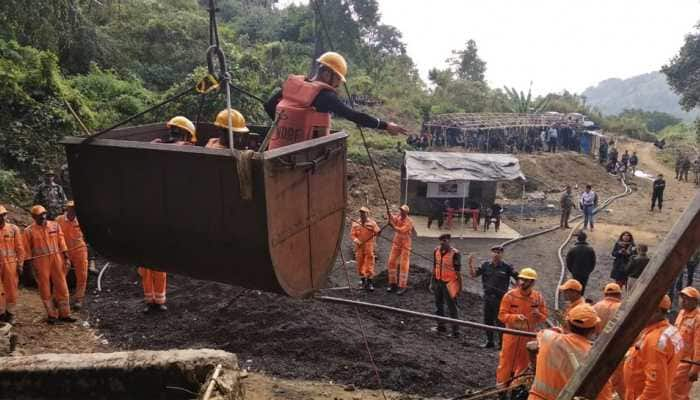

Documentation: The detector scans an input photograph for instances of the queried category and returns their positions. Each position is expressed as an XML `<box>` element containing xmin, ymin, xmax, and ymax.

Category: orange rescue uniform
<box><xmin>672</xmin><ymin>307</ymin><xmax>700</xmax><ymax>400</ymax></box>
<box><xmin>350</xmin><ymin>218</ymin><xmax>380</xmax><ymax>279</ymax></box>
<box><xmin>623</xmin><ymin>319</ymin><xmax>683</xmax><ymax>400</ymax></box>
<box><xmin>594</xmin><ymin>296</ymin><xmax>624</xmax><ymax>396</ymax></box>
<box><xmin>528</xmin><ymin>329</ymin><xmax>613</xmax><ymax>400</ymax></box>
<box><xmin>0</xmin><ymin>223</ymin><xmax>25</xmax><ymax>314</ymax></box>
<box><xmin>269</xmin><ymin>75</ymin><xmax>334</xmax><ymax>150</ymax></box>
<box><xmin>562</xmin><ymin>296</ymin><xmax>585</xmax><ymax>322</ymax></box>
<box><xmin>138</xmin><ymin>267</ymin><xmax>167</xmax><ymax>305</ymax></box>
<box><xmin>387</xmin><ymin>214</ymin><xmax>414</xmax><ymax>288</ymax></box>
<box><xmin>497</xmin><ymin>287</ymin><xmax>548</xmax><ymax>385</ymax></box>
<box><xmin>24</xmin><ymin>221</ymin><xmax>70</xmax><ymax>318</ymax></box>
<box><xmin>56</xmin><ymin>214</ymin><xmax>88</xmax><ymax>302</ymax></box>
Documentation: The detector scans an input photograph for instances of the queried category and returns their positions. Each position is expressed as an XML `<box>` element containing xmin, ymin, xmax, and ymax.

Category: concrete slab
<box><xmin>412</xmin><ymin>215</ymin><xmax>520</xmax><ymax>240</ymax></box>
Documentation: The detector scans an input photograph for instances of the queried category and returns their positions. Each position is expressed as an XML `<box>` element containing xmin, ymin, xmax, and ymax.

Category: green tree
<box><xmin>503</xmin><ymin>86</ymin><xmax>550</xmax><ymax>113</ymax></box>
<box><xmin>448</xmin><ymin>39</ymin><xmax>486</xmax><ymax>82</ymax></box>
<box><xmin>662</xmin><ymin>24</ymin><xmax>700</xmax><ymax>111</ymax></box>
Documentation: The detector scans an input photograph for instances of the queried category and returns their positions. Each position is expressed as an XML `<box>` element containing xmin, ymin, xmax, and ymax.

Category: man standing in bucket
<box><xmin>264</xmin><ymin>52</ymin><xmax>406</xmax><ymax>150</ymax></box>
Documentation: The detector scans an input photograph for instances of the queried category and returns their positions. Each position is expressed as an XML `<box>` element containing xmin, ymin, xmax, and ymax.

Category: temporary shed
<box><xmin>401</xmin><ymin>151</ymin><xmax>525</xmax><ymax>215</ymax></box>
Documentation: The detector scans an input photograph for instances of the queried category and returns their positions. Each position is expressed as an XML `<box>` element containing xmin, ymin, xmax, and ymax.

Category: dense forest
<box><xmin>1</xmin><ymin>0</ymin><xmax>698</xmax><ymax>204</ymax></box>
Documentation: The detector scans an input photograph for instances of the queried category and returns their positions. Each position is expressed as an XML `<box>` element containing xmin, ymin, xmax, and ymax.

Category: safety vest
<box><xmin>269</xmin><ymin>75</ymin><xmax>334</xmax><ymax>150</ymax></box>
<box><xmin>56</xmin><ymin>214</ymin><xmax>86</xmax><ymax>251</ymax></box>
<box><xmin>0</xmin><ymin>223</ymin><xmax>24</xmax><ymax>264</ymax></box>
<box><xmin>593</xmin><ymin>297</ymin><xmax>621</xmax><ymax>331</ymax></box>
<box><xmin>434</xmin><ymin>247</ymin><xmax>459</xmax><ymax>282</ymax></box>
<box><xmin>675</xmin><ymin>308</ymin><xmax>699</xmax><ymax>363</ymax></box>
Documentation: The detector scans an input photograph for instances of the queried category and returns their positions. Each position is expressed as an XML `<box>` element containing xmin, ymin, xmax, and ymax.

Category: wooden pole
<box><xmin>556</xmin><ymin>192</ymin><xmax>700</xmax><ymax>399</ymax></box>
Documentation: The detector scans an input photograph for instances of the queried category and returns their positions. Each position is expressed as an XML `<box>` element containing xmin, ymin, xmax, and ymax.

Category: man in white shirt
<box><xmin>579</xmin><ymin>184</ymin><xmax>597</xmax><ymax>231</ymax></box>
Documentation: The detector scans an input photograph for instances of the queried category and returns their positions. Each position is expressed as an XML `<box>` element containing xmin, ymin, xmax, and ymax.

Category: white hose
<box><xmin>553</xmin><ymin>176</ymin><xmax>632</xmax><ymax>310</ymax></box>
<box><xmin>97</xmin><ymin>262</ymin><xmax>111</xmax><ymax>292</ymax></box>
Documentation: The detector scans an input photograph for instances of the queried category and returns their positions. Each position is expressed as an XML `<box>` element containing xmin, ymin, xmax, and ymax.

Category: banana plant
<box><xmin>503</xmin><ymin>84</ymin><xmax>551</xmax><ymax>113</ymax></box>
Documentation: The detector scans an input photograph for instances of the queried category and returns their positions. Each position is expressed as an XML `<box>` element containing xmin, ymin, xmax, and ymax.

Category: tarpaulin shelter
<box><xmin>401</xmin><ymin>151</ymin><xmax>525</xmax><ymax>216</ymax></box>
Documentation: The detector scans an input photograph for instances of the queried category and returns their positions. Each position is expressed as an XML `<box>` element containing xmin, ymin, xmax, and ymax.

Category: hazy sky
<box><xmin>283</xmin><ymin>0</ymin><xmax>700</xmax><ymax>95</ymax></box>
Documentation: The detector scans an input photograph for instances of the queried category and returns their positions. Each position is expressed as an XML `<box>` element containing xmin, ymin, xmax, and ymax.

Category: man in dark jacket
<box><xmin>651</xmin><ymin>174</ymin><xmax>666</xmax><ymax>212</ymax></box>
<box><xmin>565</xmin><ymin>231</ymin><xmax>596</xmax><ymax>294</ymax></box>
<box><xmin>625</xmin><ymin>244</ymin><xmax>650</xmax><ymax>291</ymax></box>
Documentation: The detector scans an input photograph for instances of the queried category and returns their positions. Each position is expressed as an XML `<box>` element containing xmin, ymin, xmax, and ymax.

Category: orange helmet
<box><xmin>30</xmin><ymin>205</ymin><xmax>47</xmax><ymax>216</ymax></box>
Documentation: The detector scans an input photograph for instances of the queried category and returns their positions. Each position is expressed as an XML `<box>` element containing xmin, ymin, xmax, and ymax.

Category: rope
<box><xmin>336</xmin><ymin>245</ymin><xmax>388</xmax><ymax>400</ymax></box>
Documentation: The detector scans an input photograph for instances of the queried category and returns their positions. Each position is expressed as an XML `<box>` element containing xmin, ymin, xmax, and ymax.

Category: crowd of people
<box><xmin>407</xmin><ymin>125</ymin><xmax>586</xmax><ymax>154</ymax></box>
<box><xmin>349</xmin><ymin>196</ymin><xmax>699</xmax><ymax>399</ymax></box>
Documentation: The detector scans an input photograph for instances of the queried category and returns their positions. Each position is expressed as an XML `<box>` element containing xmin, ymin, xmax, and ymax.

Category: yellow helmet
<box><xmin>30</xmin><ymin>205</ymin><xmax>47</xmax><ymax>216</ymax></box>
<box><xmin>166</xmin><ymin>116</ymin><xmax>197</xmax><ymax>143</ymax></box>
<box><xmin>214</xmin><ymin>108</ymin><xmax>250</xmax><ymax>133</ymax></box>
<box><xmin>65</xmin><ymin>200</ymin><xmax>76</xmax><ymax>208</ymax></box>
<box><xmin>0</xmin><ymin>205</ymin><xmax>7</xmax><ymax>214</ymax></box>
<box><xmin>317</xmin><ymin>51</ymin><xmax>347</xmax><ymax>82</ymax></box>
<box><xmin>518</xmin><ymin>267</ymin><xmax>538</xmax><ymax>280</ymax></box>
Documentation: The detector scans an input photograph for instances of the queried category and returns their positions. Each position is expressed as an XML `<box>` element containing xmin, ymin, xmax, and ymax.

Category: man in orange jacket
<box><xmin>623</xmin><ymin>294</ymin><xmax>683</xmax><ymax>400</ymax></box>
<box><xmin>593</xmin><ymin>283</ymin><xmax>625</xmax><ymax>397</ymax></box>
<box><xmin>431</xmin><ymin>234</ymin><xmax>462</xmax><ymax>338</ymax></box>
<box><xmin>528</xmin><ymin>303</ymin><xmax>613</xmax><ymax>400</ymax></box>
<box><xmin>497</xmin><ymin>267</ymin><xmax>548</xmax><ymax>394</ymax></box>
<box><xmin>671</xmin><ymin>287</ymin><xmax>700</xmax><ymax>400</ymax></box>
<box><xmin>386</xmin><ymin>204</ymin><xmax>414</xmax><ymax>295</ymax></box>
<box><xmin>559</xmin><ymin>279</ymin><xmax>585</xmax><ymax>323</ymax></box>
<box><xmin>264</xmin><ymin>52</ymin><xmax>406</xmax><ymax>150</ymax></box>
<box><xmin>0</xmin><ymin>205</ymin><xmax>26</xmax><ymax>324</ymax></box>
<box><xmin>24</xmin><ymin>205</ymin><xmax>76</xmax><ymax>324</ymax></box>
<box><xmin>55</xmin><ymin>200</ymin><xmax>88</xmax><ymax>309</ymax></box>
<box><xmin>350</xmin><ymin>206</ymin><xmax>380</xmax><ymax>291</ymax></box>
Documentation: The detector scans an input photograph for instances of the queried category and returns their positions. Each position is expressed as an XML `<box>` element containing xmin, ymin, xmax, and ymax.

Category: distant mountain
<box><xmin>582</xmin><ymin>71</ymin><xmax>699</xmax><ymax>121</ymax></box>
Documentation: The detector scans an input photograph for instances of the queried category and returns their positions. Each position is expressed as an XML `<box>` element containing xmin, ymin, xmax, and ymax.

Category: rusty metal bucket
<box><xmin>61</xmin><ymin>123</ymin><xmax>347</xmax><ymax>298</ymax></box>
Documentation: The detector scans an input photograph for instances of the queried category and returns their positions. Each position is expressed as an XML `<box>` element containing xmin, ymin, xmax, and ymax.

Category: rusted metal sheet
<box><xmin>61</xmin><ymin>123</ymin><xmax>347</xmax><ymax>297</ymax></box>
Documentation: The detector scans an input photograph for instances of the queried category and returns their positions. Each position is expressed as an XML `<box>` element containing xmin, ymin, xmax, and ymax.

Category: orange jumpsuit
<box><xmin>24</xmin><ymin>221</ymin><xmax>70</xmax><ymax>318</ymax></box>
<box><xmin>529</xmin><ymin>329</ymin><xmax>613</xmax><ymax>400</ymax></box>
<box><xmin>0</xmin><ymin>223</ymin><xmax>25</xmax><ymax>314</ymax></box>
<box><xmin>387</xmin><ymin>214</ymin><xmax>413</xmax><ymax>288</ymax></box>
<box><xmin>56</xmin><ymin>214</ymin><xmax>88</xmax><ymax>302</ymax></box>
<box><xmin>563</xmin><ymin>297</ymin><xmax>585</xmax><ymax>321</ymax></box>
<box><xmin>497</xmin><ymin>287</ymin><xmax>548</xmax><ymax>385</ymax></box>
<box><xmin>594</xmin><ymin>296</ymin><xmax>624</xmax><ymax>396</ymax></box>
<box><xmin>350</xmin><ymin>218</ymin><xmax>380</xmax><ymax>279</ymax></box>
<box><xmin>138</xmin><ymin>267</ymin><xmax>167</xmax><ymax>305</ymax></box>
<box><xmin>671</xmin><ymin>307</ymin><xmax>700</xmax><ymax>400</ymax></box>
<box><xmin>623</xmin><ymin>319</ymin><xmax>683</xmax><ymax>400</ymax></box>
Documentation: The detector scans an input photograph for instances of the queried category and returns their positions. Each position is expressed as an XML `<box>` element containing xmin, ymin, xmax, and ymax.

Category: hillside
<box><xmin>583</xmin><ymin>71</ymin><xmax>699</xmax><ymax>121</ymax></box>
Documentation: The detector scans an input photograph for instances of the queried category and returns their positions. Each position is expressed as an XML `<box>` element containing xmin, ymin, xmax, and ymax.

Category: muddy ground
<box><xmin>6</xmin><ymin>139</ymin><xmax>700</xmax><ymax>399</ymax></box>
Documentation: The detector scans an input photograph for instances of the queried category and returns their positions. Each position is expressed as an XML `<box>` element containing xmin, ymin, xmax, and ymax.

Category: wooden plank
<box><xmin>556</xmin><ymin>192</ymin><xmax>700</xmax><ymax>399</ymax></box>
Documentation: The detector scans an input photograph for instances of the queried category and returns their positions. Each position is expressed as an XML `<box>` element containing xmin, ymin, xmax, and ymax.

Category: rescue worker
<box><xmin>671</xmin><ymin>287</ymin><xmax>700</xmax><ymax>400</ymax></box>
<box><xmin>468</xmin><ymin>245</ymin><xmax>518</xmax><ymax>348</ymax></box>
<box><xmin>24</xmin><ymin>205</ymin><xmax>75</xmax><ymax>324</ymax></box>
<box><xmin>528</xmin><ymin>303</ymin><xmax>614</xmax><ymax>400</ymax></box>
<box><xmin>386</xmin><ymin>205</ymin><xmax>414</xmax><ymax>295</ymax></box>
<box><xmin>0</xmin><ymin>205</ymin><xmax>25</xmax><ymax>323</ymax></box>
<box><xmin>55</xmin><ymin>201</ymin><xmax>88</xmax><ymax>309</ymax></box>
<box><xmin>137</xmin><ymin>117</ymin><xmax>196</xmax><ymax>313</ymax></box>
<box><xmin>264</xmin><ymin>51</ymin><xmax>407</xmax><ymax>150</ymax></box>
<box><xmin>623</xmin><ymin>294</ymin><xmax>683</xmax><ymax>400</ymax></box>
<box><xmin>431</xmin><ymin>234</ymin><xmax>461</xmax><ymax>338</ymax></box>
<box><xmin>565</xmin><ymin>231</ymin><xmax>596</xmax><ymax>295</ymax></box>
<box><xmin>497</xmin><ymin>268</ymin><xmax>548</xmax><ymax>392</ymax></box>
<box><xmin>34</xmin><ymin>170</ymin><xmax>68</xmax><ymax>220</ymax></box>
<box><xmin>593</xmin><ymin>283</ymin><xmax>625</xmax><ymax>397</ymax></box>
<box><xmin>206</xmin><ymin>108</ymin><xmax>250</xmax><ymax>149</ymax></box>
<box><xmin>559</xmin><ymin>279</ymin><xmax>585</xmax><ymax>322</ymax></box>
<box><xmin>651</xmin><ymin>174</ymin><xmax>666</xmax><ymax>212</ymax></box>
<box><xmin>153</xmin><ymin>116</ymin><xmax>196</xmax><ymax>145</ymax></box>
<box><xmin>350</xmin><ymin>206</ymin><xmax>380</xmax><ymax>291</ymax></box>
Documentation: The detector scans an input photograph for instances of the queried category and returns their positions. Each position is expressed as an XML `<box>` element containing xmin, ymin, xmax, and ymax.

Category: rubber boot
<box><xmin>367</xmin><ymin>279</ymin><xmax>375</xmax><ymax>292</ymax></box>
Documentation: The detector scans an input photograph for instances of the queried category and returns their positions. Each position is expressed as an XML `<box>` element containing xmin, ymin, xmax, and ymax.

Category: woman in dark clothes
<box><xmin>611</xmin><ymin>231</ymin><xmax>637</xmax><ymax>288</ymax></box>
